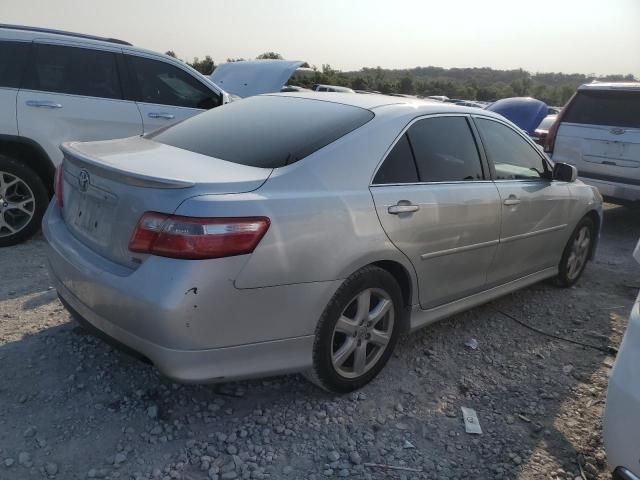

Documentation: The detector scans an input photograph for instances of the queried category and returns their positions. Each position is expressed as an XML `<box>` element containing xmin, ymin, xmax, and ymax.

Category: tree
<box><xmin>256</xmin><ymin>52</ymin><xmax>283</xmax><ymax>60</ymax></box>
<box><xmin>226</xmin><ymin>57</ymin><xmax>246</xmax><ymax>63</ymax></box>
<box><xmin>398</xmin><ymin>75</ymin><xmax>414</xmax><ymax>94</ymax></box>
<box><xmin>189</xmin><ymin>56</ymin><xmax>215</xmax><ymax>75</ymax></box>
<box><xmin>165</xmin><ymin>50</ymin><xmax>177</xmax><ymax>58</ymax></box>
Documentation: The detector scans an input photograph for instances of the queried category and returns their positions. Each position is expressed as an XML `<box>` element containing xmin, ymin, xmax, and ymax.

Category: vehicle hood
<box><xmin>209</xmin><ymin>59</ymin><xmax>305</xmax><ymax>98</ymax></box>
<box><xmin>486</xmin><ymin>97</ymin><xmax>549</xmax><ymax>135</ymax></box>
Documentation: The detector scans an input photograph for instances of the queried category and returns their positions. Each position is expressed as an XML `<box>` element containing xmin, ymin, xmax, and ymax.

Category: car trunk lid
<box><xmin>59</xmin><ymin>137</ymin><xmax>272</xmax><ymax>268</ymax></box>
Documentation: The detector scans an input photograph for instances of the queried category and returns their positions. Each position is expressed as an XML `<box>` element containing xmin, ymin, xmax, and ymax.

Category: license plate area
<box><xmin>65</xmin><ymin>187</ymin><xmax>117</xmax><ymax>248</ymax></box>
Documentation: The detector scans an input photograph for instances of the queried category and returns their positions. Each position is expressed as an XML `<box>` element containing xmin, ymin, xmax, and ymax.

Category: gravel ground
<box><xmin>0</xmin><ymin>204</ymin><xmax>638</xmax><ymax>480</ymax></box>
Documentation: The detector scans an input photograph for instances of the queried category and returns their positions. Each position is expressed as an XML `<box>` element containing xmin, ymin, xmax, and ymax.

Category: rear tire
<box><xmin>555</xmin><ymin>216</ymin><xmax>594</xmax><ymax>288</ymax></box>
<box><xmin>304</xmin><ymin>266</ymin><xmax>402</xmax><ymax>393</ymax></box>
<box><xmin>0</xmin><ymin>155</ymin><xmax>49</xmax><ymax>247</ymax></box>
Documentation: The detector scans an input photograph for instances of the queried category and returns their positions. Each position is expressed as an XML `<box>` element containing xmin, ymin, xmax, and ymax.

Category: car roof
<box><xmin>578</xmin><ymin>82</ymin><xmax>640</xmax><ymax>92</ymax></box>
<box><xmin>266</xmin><ymin>91</ymin><xmax>506</xmax><ymax>119</ymax></box>
<box><xmin>0</xmin><ymin>23</ymin><xmax>131</xmax><ymax>46</ymax></box>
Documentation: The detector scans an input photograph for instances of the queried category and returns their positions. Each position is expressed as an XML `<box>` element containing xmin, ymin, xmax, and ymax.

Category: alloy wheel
<box><xmin>331</xmin><ymin>288</ymin><xmax>395</xmax><ymax>379</ymax></box>
<box><xmin>566</xmin><ymin>226</ymin><xmax>591</xmax><ymax>281</ymax></box>
<box><xmin>0</xmin><ymin>171</ymin><xmax>36</xmax><ymax>238</ymax></box>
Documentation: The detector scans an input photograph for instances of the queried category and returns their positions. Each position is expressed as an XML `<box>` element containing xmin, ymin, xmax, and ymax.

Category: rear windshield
<box><xmin>149</xmin><ymin>95</ymin><xmax>374</xmax><ymax>168</ymax></box>
<box><xmin>563</xmin><ymin>90</ymin><xmax>640</xmax><ymax>129</ymax></box>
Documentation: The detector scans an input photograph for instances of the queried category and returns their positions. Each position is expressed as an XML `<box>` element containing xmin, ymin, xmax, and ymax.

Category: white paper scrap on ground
<box><xmin>461</xmin><ymin>407</ymin><xmax>483</xmax><ymax>434</ymax></box>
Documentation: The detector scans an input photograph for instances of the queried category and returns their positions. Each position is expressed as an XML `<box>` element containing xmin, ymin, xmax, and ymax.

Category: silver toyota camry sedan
<box><xmin>44</xmin><ymin>93</ymin><xmax>603</xmax><ymax>392</ymax></box>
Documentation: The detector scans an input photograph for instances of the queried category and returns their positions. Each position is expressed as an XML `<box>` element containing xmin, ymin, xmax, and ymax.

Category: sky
<box><xmin>2</xmin><ymin>0</ymin><xmax>639</xmax><ymax>76</ymax></box>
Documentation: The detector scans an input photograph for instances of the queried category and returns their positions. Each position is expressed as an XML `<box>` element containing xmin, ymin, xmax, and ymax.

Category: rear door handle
<box><xmin>148</xmin><ymin>112</ymin><xmax>175</xmax><ymax>119</ymax></box>
<box><xmin>26</xmin><ymin>100</ymin><xmax>62</xmax><ymax>108</ymax></box>
<box><xmin>388</xmin><ymin>203</ymin><xmax>420</xmax><ymax>214</ymax></box>
<box><xmin>503</xmin><ymin>196</ymin><xmax>521</xmax><ymax>206</ymax></box>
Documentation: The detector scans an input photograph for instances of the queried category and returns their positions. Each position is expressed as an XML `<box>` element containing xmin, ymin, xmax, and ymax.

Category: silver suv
<box><xmin>0</xmin><ymin>24</ymin><xmax>228</xmax><ymax>246</ymax></box>
<box><xmin>545</xmin><ymin>82</ymin><xmax>640</xmax><ymax>205</ymax></box>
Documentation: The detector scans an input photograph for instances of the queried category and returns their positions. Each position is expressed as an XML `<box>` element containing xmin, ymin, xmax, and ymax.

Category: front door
<box><xmin>17</xmin><ymin>43</ymin><xmax>142</xmax><ymax>166</ymax></box>
<box><xmin>370</xmin><ymin>115</ymin><xmax>502</xmax><ymax>309</ymax></box>
<box><xmin>473</xmin><ymin>116</ymin><xmax>572</xmax><ymax>286</ymax></box>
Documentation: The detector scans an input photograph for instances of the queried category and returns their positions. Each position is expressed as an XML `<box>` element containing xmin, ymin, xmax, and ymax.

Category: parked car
<box><xmin>545</xmin><ymin>82</ymin><xmax>640</xmax><ymax>205</ymax></box>
<box><xmin>311</xmin><ymin>84</ymin><xmax>355</xmax><ymax>93</ymax></box>
<box><xmin>532</xmin><ymin>114</ymin><xmax>557</xmax><ymax>146</ymax></box>
<box><xmin>0</xmin><ymin>24</ymin><xmax>230</xmax><ymax>246</ymax></box>
<box><xmin>486</xmin><ymin>97</ymin><xmax>549</xmax><ymax>136</ymax></box>
<box><xmin>44</xmin><ymin>93</ymin><xmax>602</xmax><ymax>392</ymax></box>
<box><xmin>604</xmin><ymin>238</ymin><xmax>640</xmax><ymax>480</ymax></box>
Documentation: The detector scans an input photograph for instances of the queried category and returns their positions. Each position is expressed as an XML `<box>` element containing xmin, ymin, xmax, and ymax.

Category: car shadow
<box><xmin>0</xmin><ymin>205</ymin><xmax>637</xmax><ymax>479</ymax></box>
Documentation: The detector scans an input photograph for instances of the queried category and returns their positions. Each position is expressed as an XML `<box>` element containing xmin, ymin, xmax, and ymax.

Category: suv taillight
<box><xmin>128</xmin><ymin>212</ymin><xmax>270</xmax><ymax>260</ymax></box>
<box><xmin>54</xmin><ymin>162</ymin><xmax>64</xmax><ymax>208</ymax></box>
<box><xmin>544</xmin><ymin>93</ymin><xmax>576</xmax><ymax>154</ymax></box>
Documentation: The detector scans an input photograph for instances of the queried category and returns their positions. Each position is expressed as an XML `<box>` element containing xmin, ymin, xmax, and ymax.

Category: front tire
<box><xmin>556</xmin><ymin>216</ymin><xmax>594</xmax><ymax>287</ymax></box>
<box><xmin>0</xmin><ymin>155</ymin><xmax>49</xmax><ymax>247</ymax></box>
<box><xmin>305</xmin><ymin>266</ymin><xmax>402</xmax><ymax>393</ymax></box>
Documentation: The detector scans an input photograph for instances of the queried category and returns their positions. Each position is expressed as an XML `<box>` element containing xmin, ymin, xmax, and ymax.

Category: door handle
<box><xmin>503</xmin><ymin>196</ymin><xmax>521</xmax><ymax>206</ymax></box>
<box><xmin>388</xmin><ymin>203</ymin><xmax>420</xmax><ymax>214</ymax></box>
<box><xmin>148</xmin><ymin>112</ymin><xmax>175</xmax><ymax>120</ymax></box>
<box><xmin>26</xmin><ymin>100</ymin><xmax>62</xmax><ymax>108</ymax></box>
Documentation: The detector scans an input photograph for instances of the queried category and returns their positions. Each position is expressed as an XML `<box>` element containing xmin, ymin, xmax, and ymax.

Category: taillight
<box><xmin>129</xmin><ymin>212</ymin><xmax>270</xmax><ymax>260</ymax></box>
<box><xmin>54</xmin><ymin>161</ymin><xmax>64</xmax><ymax>208</ymax></box>
<box><xmin>544</xmin><ymin>93</ymin><xmax>575</xmax><ymax>154</ymax></box>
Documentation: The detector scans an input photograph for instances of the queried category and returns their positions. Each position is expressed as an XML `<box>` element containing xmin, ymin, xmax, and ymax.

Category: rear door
<box><xmin>370</xmin><ymin>115</ymin><xmax>502</xmax><ymax>309</ymax></box>
<box><xmin>0</xmin><ymin>40</ymin><xmax>30</xmax><ymax>135</ymax></box>
<box><xmin>474</xmin><ymin>116</ymin><xmax>572</xmax><ymax>285</ymax></box>
<box><xmin>16</xmin><ymin>42</ymin><xmax>142</xmax><ymax>166</ymax></box>
<box><xmin>123</xmin><ymin>54</ymin><xmax>222</xmax><ymax>133</ymax></box>
<box><xmin>553</xmin><ymin>89</ymin><xmax>640</xmax><ymax>186</ymax></box>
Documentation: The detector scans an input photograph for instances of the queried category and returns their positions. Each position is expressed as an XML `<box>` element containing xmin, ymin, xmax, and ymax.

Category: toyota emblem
<box><xmin>78</xmin><ymin>170</ymin><xmax>90</xmax><ymax>192</ymax></box>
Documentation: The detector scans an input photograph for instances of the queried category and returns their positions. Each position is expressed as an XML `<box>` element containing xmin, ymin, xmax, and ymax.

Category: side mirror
<box><xmin>553</xmin><ymin>162</ymin><xmax>577</xmax><ymax>182</ymax></box>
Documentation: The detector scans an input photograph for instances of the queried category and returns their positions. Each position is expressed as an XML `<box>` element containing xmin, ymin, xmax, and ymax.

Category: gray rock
<box><xmin>18</xmin><ymin>452</ymin><xmax>31</xmax><ymax>467</ymax></box>
<box><xmin>147</xmin><ymin>405</ymin><xmax>159</xmax><ymax>418</ymax></box>
<box><xmin>45</xmin><ymin>462</ymin><xmax>59</xmax><ymax>476</ymax></box>
<box><xmin>328</xmin><ymin>451</ymin><xmax>340</xmax><ymax>462</ymax></box>
<box><xmin>23</xmin><ymin>426</ymin><xmax>37</xmax><ymax>438</ymax></box>
<box><xmin>349</xmin><ymin>451</ymin><xmax>362</xmax><ymax>465</ymax></box>
<box><xmin>4</xmin><ymin>458</ymin><xmax>14</xmax><ymax>468</ymax></box>
<box><xmin>114</xmin><ymin>453</ymin><xmax>127</xmax><ymax>464</ymax></box>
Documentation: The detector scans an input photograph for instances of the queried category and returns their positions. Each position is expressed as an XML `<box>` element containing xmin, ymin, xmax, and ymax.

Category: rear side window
<box><xmin>476</xmin><ymin>118</ymin><xmax>548</xmax><ymax>180</ymax></box>
<box><xmin>150</xmin><ymin>95</ymin><xmax>374</xmax><ymax>168</ymax></box>
<box><xmin>407</xmin><ymin>116</ymin><xmax>484</xmax><ymax>182</ymax></box>
<box><xmin>0</xmin><ymin>41</ymin><xmax>29</xmax><ymax>88</ymax></box>
<box><xmin>126</xmin><ymin>55</ymin><xmax>221</xmax><ymax>109</ymax></box>
<box><xmin>373</xmin><ymin>134</ymin><xmax>419</xmax><ymax>184</ymax></box>
<box><xmin>563</xmin><ymin>90</ymin><xmax>640</xmax><ymax>129</ymax></box>
<box><xmin>22</xmin><ymin>44</ymin><xmax>122</xmax><ymax>99</ymax></box>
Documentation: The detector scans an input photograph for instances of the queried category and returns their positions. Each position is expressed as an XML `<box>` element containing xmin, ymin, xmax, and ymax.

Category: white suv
<box><xmin>545</xmin><ymin>82</ymin><xmax>640</xmax><ymax>205</ymax></box>
<box><xmin>0</xmin><ymin>24</ymin><xmax>229</xmax><ymax>246</ymax></box>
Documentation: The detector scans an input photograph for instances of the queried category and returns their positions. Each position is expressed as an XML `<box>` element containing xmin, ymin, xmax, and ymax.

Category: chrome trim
<box><xmin>420</xmin><ymin>239</ymin><xmax>499</xmax><ymax>260</ymax></box>
<box><xmin>501</xmin><ymin>224</ymin><xmax>567</xmax><ymax>244</ymax></box>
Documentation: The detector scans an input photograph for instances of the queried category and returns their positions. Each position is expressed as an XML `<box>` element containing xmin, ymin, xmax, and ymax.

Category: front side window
<box><xmin>475</xmin><ymin>118</ymin><xmax>548</xmax><ymax>180</ymax></box>
<box><xmin>0</xmin><ymin>41</ymin><xmax>29</xmax><ymax>88</ymax></box>
<box><xmin>373</xmin><ymin>134</ymin><xmax>419</xmax><ymax>184</ymax></box>
<box><xmin>126</xmin><ymin>55</ymin><xmax>221</xmax><ymax>109</ymax></box>
<box><xmin>407</xmin><ymin>116</ymin><xmax>484</xmax><ymax>182</ymax></box>
<box><xmin>23</xmin><ymin>44</ymin><xmax>122</xmax><ymax>99</ymax></box>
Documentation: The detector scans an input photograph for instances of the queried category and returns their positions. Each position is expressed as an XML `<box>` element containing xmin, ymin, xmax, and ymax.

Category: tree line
<box><xmin>166</xmin><ymin>51</ymin><xmax>637</xmax><ymax>106</ymax></box>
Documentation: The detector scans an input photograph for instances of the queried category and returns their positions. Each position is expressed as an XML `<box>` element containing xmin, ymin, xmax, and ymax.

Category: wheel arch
<box><xmin>370</xmin><ymin>259</ymin><xmax>415</xmax><ymax>333</ymax></box>
<box><xmin>0</xmin><ymin>135</ymin><xmax>55</xmax><ymax>197</ymax></box>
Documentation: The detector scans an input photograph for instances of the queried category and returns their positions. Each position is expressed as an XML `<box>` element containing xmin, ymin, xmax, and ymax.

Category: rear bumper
<box><xmin>43</xmin><ymin>201</ymin><xmax>339</xmax><ymax>382</ymax></box>
<box><xmin>579</xmin><ymin>176</ymin><xmax>640</xmax><ymax>204</ymax></box>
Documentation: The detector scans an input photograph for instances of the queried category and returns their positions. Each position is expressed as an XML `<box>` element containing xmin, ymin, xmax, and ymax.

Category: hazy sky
<box><xmin>3</xmin><ymin>0</ymin><xmax>639</xmax><ymax>75</ymax></box>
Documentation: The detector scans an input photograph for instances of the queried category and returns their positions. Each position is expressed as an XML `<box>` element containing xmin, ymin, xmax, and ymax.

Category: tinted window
<box><xmin>127</xmin><ymin>55</ymin><xmax>221</xmax><ymax>109</ymax></box>
<box><xmin>0</xmin><ymin>41</ymin><xmax>29</xmax><ymax>88</ymax></box>
<box><xmin>563</xmin><ymin>90</ymin><xmax>640</xmax><ymax>129</ymax></box>
<box><xmin>373</xmin><ymin>134</ymin><xmax>419</xmax><ymax>184</ymax></box>
<box><xmin>476</xmin><ymin>118</ymin><xmax>548</xmax><ymax>180</ymax></box>
<box><xmin>150</xmin><ymin>95</ymin><xmax>374</xmax><ymax>168</ymax></box>
<box><xmin>23</xmin><ymin>44</ymin><xmax>121</xmax><ymax>99</ymax></box>
<box><xmin>407</xmin><ymin>116</ymin><xmax>483</xmax><ymax>182</ymax></box>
